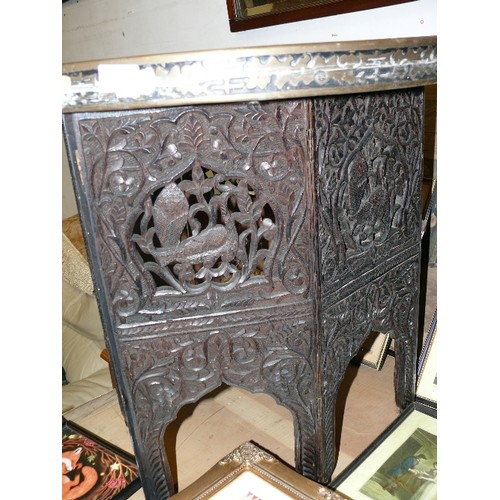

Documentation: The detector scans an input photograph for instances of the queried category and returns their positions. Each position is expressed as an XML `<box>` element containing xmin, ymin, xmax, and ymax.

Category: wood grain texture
<box><xmin>63</xmin><ymin>90</ymin><xmax>423</xmax><ymax>498</ymax></box>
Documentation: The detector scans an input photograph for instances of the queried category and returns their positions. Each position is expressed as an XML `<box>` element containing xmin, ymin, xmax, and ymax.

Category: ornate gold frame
<box><xmin>171</xmin><ymin>442</ymin><xmax>344</xmax><ymax>499</ymax></box>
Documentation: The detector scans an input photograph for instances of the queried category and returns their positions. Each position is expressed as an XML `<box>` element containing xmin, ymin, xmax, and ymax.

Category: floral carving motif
<box><xmin>120</xmin><ymin>312</ymin><xmax>318</xmax><ymax>488</ymax></box>
<box><xmin>315</xmin><ymin>90</ymin><xmax>423</xmax><ymax>291</ymax></box>
<box><xmin>123</xmin><ymin>314</ymin><xmax>315</xmax><ymax>414</ymax></box>
<box><xmin>77</xmin><ymin>102</ymin><xmax>312</xmax><ymax>321</ymax></box>
<box><xmin>132</xmin><ymin>165</ymin><xmax>276</xmax><ymax>294</ymax></box>
<box><xmin>64</xmin><ymin>89</ymin><xmax>424</xmax><ymax>499</ymax></box>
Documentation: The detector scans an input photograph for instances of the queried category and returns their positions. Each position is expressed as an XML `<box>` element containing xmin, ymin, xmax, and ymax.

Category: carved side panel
<box><xmin>66</xmin><ymin>100</ymin><xmax>321</xmax><ymax>498</ymax></box>
<box><xmin>120</xmin><ymin>307</ymin><xmax>319</xmax><ymax>472</ymax></box>
<box><xmin>314</xmin><ymin>89</ymin><xmax>424</xmax><ymax>298</ymax></box>
<box><xmin>314</xmin><ymin>89</ymin><xmax>423</xmax><ymax>479</ymax></box>
<box><xmin>321</xmin><ymin>256</ymin><xmax>420</xmax><ymax>391</ymax></box>
<box><xmin>74</xmin><ymin>101</ymin><xmax>314</xmax><ymax>328</ymax></box>
<box><xmin>320</xmin><ymin>256</ymin><xmax>420</xmax><ymax>474</ymax></box>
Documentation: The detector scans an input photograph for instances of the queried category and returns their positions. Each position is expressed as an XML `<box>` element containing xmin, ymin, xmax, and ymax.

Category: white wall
<box><xmin>62</xmin><ymin>0</ymin><xmax>436</xmax><ymax>63</ymax></box>
<box><xmin>62</xmin><ymin>0</ymin><xmax>436</xmax><ymax>217</ymax></box>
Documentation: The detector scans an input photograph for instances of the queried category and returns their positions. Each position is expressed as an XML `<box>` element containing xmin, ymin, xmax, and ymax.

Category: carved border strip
<box><xmin>117</xmin><ymin>300</ymin><xmax>314</xmax><ymax>339</ymax></box>
<box><xmin>322</xmin><ymin>244</ymin><xmax>421</xmax><ymax>304</ymax></box>
<box><xmin>62</xmin><ymin>37</ymin><xmax>436</xmax><ymax>112</ymax></box>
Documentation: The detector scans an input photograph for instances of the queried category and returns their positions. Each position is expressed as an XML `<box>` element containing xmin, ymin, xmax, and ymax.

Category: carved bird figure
<box><xmin>149</xmin><ymin>182</ymin><xmax>239</xmax><ymax>269</ymax></box>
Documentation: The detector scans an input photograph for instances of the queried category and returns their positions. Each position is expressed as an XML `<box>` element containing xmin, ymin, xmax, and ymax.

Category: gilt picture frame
<box><xmin>171</xmin><ymin>441</ymin><xmax>344</xmax><ymax>499</ymax></box>
<box><xmin>226</xmin><ymin>0</ymin><xmax>416</xmax><ymax>32</ymax></box>
<box><xmin>331</xmin><ymin>403</ymin><xmax>437</xmax><ymax>500</ymax></box>
<box><xmin>62</xmin><ymin>418</ymin><xmax>141</xmax><ymax>499</ymax></box>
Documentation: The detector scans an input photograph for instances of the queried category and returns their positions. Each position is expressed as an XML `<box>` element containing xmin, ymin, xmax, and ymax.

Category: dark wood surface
<box><xmin>63</xmin><ymin>89</ymin><xmax>424</xmax><ymax>499</ymax></box>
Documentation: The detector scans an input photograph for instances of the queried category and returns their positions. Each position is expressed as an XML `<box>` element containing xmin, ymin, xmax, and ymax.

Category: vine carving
<box><xmin>63</xmin><ymin>88</ymin><xmax>424</xmax><ymax>499</ymax></box>
<box><xmin>78</xmin><ymin>101</ymin><xmax>314</xmax><ymax>325</ymax></box>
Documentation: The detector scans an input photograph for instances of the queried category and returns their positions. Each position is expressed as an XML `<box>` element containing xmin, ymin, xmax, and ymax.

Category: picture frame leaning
<box><xmin>416</xmin><ymin>308</ymin><xmax>437</xmax><ymax>409</ymax></box>
<box><xmin>171</xmin><ymin>441</ymin><xmax>345</xmax><ymax>499</ymax></box>
<box><xmin>331</xmin><ymin>403</ymin><xmax>437</xmax><ymax>500</ymax></box>
<box><xmin>62</xmin><ymin>418</ymin><xmax>141</xmax><ymax>499</ymax></box>
<box><xmin>354</xmin><ymin>331</ymin><xmax>391</xmax><ymax>371</ymax></box>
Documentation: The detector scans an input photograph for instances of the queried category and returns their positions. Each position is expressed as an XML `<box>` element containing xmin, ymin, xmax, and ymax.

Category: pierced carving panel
<box><xmin>314</xmin><ymin>89</ymin><xmax>424</xmax><ymax>296</ymax></box>
<box><xmin>75</xmin><ymin>101</ymin><xmax>314</xmax><ymax>325</ymax></box>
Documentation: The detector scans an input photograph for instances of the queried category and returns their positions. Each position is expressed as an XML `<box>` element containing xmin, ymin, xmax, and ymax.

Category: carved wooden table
<box><xmin>62</xmin><ymin>37</ymin><xmax>437</xmax><ymax>499</ymax></box>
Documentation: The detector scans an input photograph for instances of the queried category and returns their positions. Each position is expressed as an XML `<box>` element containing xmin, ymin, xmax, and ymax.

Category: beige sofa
<box><xmin>62</xmin><ymin>215</ymin><xmax>113</xmax><ymax>413</ymax></box>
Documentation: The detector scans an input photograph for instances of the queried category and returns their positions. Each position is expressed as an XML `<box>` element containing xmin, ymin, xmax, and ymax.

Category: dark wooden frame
<box><xmin>226</xmin><ymin>0</ymin><xmax>416</xmax><ymax>32</ymax></box>
<box><xmin>330</xmin><ymin>402</ymin><xmax>437</xmax><ymax>497</ymax></box>
<box><xmin>62</xmin><ymin>418</ymin><xmax>142</xmax><ymax>499</ymax></box>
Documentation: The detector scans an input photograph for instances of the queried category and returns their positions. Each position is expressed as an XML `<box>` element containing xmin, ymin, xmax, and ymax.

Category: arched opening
<box><xmin>332</xmin><ymin>332</ymin><xmax>399</xmax><ymax>480</ymax></box>
<box><xmin>162</xmin><ymin>383</ymin><xmax>295</xmax><ymax>492</ymax></box>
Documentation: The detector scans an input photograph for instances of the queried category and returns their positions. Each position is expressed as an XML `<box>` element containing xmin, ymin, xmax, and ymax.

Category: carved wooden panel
<box><xmin>314</xmin><ymin>89</ymin><xmax>423</xmax><ymax>480</ymax></box>
<box><xmin>63</xmin><ymin>88</ymin><xmax>423</xmax><ymax>499</ymax></box>
<box><xmin>64</xmin><ymin>100</ymin><xmax>322</xmax><ymax>498</ymax></box>
<box><xmin>314</xmin><ymin>89</ymin><xmax>423</xmax><ymax>297</ymax></box>
<box><xmin>70</xmin><ymin>101</ymin><xmax>315</xmax><ymax>328</ymax></box>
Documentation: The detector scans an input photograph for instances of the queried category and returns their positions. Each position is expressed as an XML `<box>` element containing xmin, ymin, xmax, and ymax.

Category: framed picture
<box><xmin>416</xmin><ymin>308</ymin><xmax>437</xmax><ymax>408</ymax></box>
<box><xmin>226</xmin><ymin>0</ymin><xmax>416</xmax><ymax>32</ymax></box>
<box><xmin>355</xmin><ymin>331</ymin><xmax>391</xmax><ymax>370</ymax></box>
<box><xmin>171</xmin><ymin>441</ymin><xmax>345</xmax><ymax>499</ymax></box>
<box><xmin>331</xmin><ymin>403</ymin><xmax>437</xmax><ymax>500</ymax></box>
<box><xmin>62</xmin><ymin>418</ymin><xmax>141</xmax><ymax>499</ymax></box>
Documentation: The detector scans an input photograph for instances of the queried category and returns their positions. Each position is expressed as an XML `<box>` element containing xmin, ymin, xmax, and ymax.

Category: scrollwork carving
<box><xmin>315</xmin><ymin>89</ymin><xmax>423</xmax><ymax>294</ymax></box>
<box><xmin>123</xmin><ymin>312</ymin><xmax>315</xmax><ymax>415</ymax></box>
<box><xmin>64</xmin><ymin>88</ymin><xmax>424</xmax><ymax>498</ymax></box>
<box><xmin>77</xmin><ymin>101</ymin><xmax>313</xmax><ymax>323</ymax></box>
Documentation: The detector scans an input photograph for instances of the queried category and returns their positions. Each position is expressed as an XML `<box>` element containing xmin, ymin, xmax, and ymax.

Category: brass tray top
<box><xmin>62</xmin><ymin>36</ymin><xmax>436</xmax><ymax>112</ymax></box>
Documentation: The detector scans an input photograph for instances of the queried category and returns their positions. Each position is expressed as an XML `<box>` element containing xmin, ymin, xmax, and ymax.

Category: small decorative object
<box><xmin>171</xmin><ymin>441</ymin><xmax>344</xmax><ymax>499</ymax></box>
<box><xmin>62</xmin><ymin>418</ymin><xmax>141</xmax><ymax>499</ymax></box>
<box><xmin>331</xmin><ymin>403</ymin><xmax>437</xmax><ymax>500</ymax></box>
<box><xmin>226</xmin><ymin>0</ymin><xmax>416</xmax><ymax>31</ymax></box>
